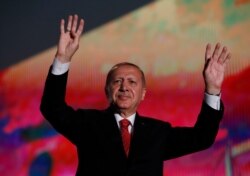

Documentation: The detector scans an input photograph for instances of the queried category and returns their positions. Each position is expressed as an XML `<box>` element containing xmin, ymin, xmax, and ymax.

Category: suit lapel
<box><xmin>97</xmin><ymin>108</ymin><xmax>127</xmax><ymax>159</ymax></box>
<box><xmin>128</xmin><ymin>114</ymin><xmax>151</xmax><ymax>159</ymax></box>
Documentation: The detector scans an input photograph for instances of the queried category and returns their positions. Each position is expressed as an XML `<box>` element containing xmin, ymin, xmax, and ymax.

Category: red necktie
<box><xmin>119</xmin><ymin>119</ymin><xmax>131</xmax><ymax>156</ymax></box>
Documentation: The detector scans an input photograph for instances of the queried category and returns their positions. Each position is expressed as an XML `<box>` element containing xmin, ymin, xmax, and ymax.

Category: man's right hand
<box><xmin>55</xmin><ymin>14</ymin><xmax>84</xmax><ymax>63</ymax></box>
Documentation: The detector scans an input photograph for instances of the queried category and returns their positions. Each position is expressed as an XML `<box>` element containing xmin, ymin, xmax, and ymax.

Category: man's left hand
<box><xmin>203</xmin><ymin>43</ymin><xmax>231</xmax><ymax>95</ymax></box>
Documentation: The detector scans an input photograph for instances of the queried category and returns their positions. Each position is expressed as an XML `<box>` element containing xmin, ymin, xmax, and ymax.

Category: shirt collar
<box><xmin>114</xmin><ymin>113</ymin><xmax>136</xmax><ymax>128</ymax></box>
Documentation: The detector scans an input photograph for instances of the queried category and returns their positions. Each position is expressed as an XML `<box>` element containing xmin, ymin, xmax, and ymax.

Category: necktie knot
<box><xmin>120</xmin><ymin>119</ymin><xmax>130</xmax><ymax>128</ymax></box>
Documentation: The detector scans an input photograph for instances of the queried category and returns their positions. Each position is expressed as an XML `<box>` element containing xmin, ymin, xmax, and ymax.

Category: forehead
<box><xmin>111</xmin><ymin>65</ymin><xmax>142</xmax><ymax>78</ymax></box>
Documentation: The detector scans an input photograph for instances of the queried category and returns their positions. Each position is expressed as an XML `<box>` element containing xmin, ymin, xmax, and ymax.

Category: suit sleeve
<box><xmin>163</xmin><ymin>101</ymin><xmax>224</xmax><ymax>160</ymax></box>
<box><xmin>40</xmin><ymin>67</ymin><xmax>82</xmax><ymax>144</ymax></box>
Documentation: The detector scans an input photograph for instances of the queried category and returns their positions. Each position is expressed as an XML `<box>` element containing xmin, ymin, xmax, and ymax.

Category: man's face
<box><xmin>107</xmin><ymin>65</ymin><xmax>146</xmax><ymax>115</ymax></box>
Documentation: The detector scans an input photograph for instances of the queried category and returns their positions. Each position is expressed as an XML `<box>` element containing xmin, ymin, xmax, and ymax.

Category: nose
<box><xmin>119</xmin><ymin>81</ymin><xmax>128</xmax><ymax>92</ymax></box>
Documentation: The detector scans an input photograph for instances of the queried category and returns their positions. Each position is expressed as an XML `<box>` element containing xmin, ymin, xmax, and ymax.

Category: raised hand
<box><xmin>203</xmin><ymin>43</ymin><xmax>231</xmax><ymax>95</ymax></box>
<box><xmin>55</xmin><ymin>14</ymin><xmax>84</xmax><ymax>63</ymax></box>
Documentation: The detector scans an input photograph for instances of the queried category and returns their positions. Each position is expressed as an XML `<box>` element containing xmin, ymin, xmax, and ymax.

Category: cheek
<box><xmin>106</xmin><ymin>86</ymin><xmax>116</xmax><ymax>100</ymax></box>
<box><xmin>131</xmin><ymin>88</ymin><xmax>141</xmax><ymax>99</ymax></box>
<box><xmin>135</xmin><ymin>89</ymin><xmax>145</xmax><ymax>99</ymax></box>
<box><xmin>110</xmin><ymin>87</ymin><xmax>119</xmax><ymax>98</ymax></box>
<box><xmin>131</xmin><ymin>89</ymin><xmax>137</xmax><ymax>96</ymax></box>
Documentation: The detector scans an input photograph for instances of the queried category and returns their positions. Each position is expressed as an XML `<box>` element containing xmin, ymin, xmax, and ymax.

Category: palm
<box><xmin>58</xmin><ymin>32</ymin><xmax>76</xmax><ymax>58</ymax></box>
<box><xmin>203</xmin><ymin>43</ymin><xmax>230</xmax><ymax>94</ymax></box>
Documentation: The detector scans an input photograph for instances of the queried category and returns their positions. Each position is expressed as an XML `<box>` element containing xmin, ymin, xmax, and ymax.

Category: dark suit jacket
<box><xmin>40</xmin><ymin>69</ymin><xmax>224</xmax><ymax>176</ymax></box>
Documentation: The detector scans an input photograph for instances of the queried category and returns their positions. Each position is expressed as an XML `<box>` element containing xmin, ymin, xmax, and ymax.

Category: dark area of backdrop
<box><xmin>0</xmin><ymin>0</ymin><xmax>153</xmax><ymax>69</ymax></box>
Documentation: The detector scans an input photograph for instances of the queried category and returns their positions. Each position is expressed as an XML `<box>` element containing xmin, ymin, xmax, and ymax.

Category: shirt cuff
<box><xmin>204</xmin><ymin>92</ymin><xmax>221</xmax><ymax>110</ymax></box>
<box><xmin>51</xmin><ymin>58</ymin><xmax>70</xmax><ymax>75</ymax></box>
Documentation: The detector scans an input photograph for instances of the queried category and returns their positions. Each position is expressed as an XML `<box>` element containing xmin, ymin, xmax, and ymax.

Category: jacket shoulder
<box><xmin>137</xmin><ymin>114</ymin><xmax>172</xmax><ymax>128</ymax></box>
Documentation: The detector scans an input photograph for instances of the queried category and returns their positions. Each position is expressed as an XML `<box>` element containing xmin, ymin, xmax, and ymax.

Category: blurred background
<box><xmin>0</xmin><ymin>0</ymin><xmax>250</xmax><ymax>175</ymax></box>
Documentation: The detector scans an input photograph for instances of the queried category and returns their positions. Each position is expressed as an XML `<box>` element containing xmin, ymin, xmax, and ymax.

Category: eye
<box><xmin>129</xmin><ymin>80</ymin><xmax>137</xmax><ymax>85</ymax></box>
<box><xmin>113</xmin><ymin>79</ymin><xmax>122</xmax><ymax>85</ymax></box>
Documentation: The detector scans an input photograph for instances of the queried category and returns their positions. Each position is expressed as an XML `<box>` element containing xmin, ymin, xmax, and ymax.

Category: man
<box><xmin>40</xmin><ymin>14</ymin><xmax>231</xmax><ymax>176</ymax></box>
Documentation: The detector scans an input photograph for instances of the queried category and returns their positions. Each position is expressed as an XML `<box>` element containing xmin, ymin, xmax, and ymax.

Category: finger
<box><xmin>218</xmin><ymin>46</ymin><xmax>227</xmax><ymax>64</ymax></box>
<box><xmin>60</xmin><ymin>19</ymin><xmax>65</xmax><ymax>34</ymax></box>
<box><xmin>223</xmin><ymin>53</ymin><xmax>231</xmax><ymax>64</ymax></box>
<box><xmin>205</xmin><ymin>43</ymin><xmax>211</xmax><ymax>62</ymax></box>
<box><xmin>71</xmin><ymin>14</ymin><xmax>78</xmax><ymax>33</ymax></box>
<box><xmin>66</xmin><ymin>15</ymin><xmax>73</xmax><ymax>32</ymax></box>
<box><xmin>76</xmin><ymin>19</ymin><xmax>85</xmax><ymax>36</ymax></box>
<box><xmin>212</xmin><ymin>43</ymin><xmax>221</xmax><ymax>60</ymax></box>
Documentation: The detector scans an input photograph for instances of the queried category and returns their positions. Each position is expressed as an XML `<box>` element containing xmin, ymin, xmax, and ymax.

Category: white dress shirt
<box><xmin>114</xmin><ymin>113</ymin><xmax>135</xmax><ymax>134</ymax></box>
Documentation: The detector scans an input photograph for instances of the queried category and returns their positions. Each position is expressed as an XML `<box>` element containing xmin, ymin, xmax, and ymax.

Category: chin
<box><xmin>117</xmin><ymin>103</ymin><xmax>130</xmax><ymax>109</ymax></box>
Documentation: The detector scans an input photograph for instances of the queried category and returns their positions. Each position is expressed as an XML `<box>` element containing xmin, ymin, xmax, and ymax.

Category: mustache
<box><xmin>117</xmin><ymin>92</ymin><xmax>131</xmax><ymax>97</ymax></box>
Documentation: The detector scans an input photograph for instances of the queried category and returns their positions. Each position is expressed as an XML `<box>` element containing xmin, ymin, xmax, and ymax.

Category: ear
<box><xmin>141</xmin><ymin>88</ymin><xmax>146</xmax><ymax>100</ymax></box>
<box><xmin>105</xmin><ymin>86</ymin><xmax>109</xmax><ymax>98</ymax></box>
<box><xmin>105</xmin><ymin>86</ymin><xmax>113</xmax><ymax>103</ymax></box>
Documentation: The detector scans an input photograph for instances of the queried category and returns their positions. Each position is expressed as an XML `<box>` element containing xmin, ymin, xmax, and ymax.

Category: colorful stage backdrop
<box><xmin>0</xmin><ymin>0</ymin><xmax>250</xmax><ymax>175</ymax></box>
